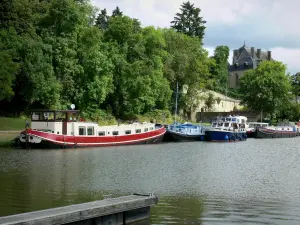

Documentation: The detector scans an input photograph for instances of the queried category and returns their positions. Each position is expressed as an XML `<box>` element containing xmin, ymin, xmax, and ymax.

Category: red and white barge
<box><xmin>19</xmin><ymin>110</ymin><xmax>166</xmax><ymax>149</ymax></box>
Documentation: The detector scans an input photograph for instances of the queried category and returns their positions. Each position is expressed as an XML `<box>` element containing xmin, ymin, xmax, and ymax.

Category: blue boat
<box><xmin>164</xmin><ymin>122</ymin><xmax>206</xmax><ymax>142</ymax></box>
<box><xmin>205</xmin><ymin>115</ymin><xmax>248</xmax><ymax>142</ymax></box>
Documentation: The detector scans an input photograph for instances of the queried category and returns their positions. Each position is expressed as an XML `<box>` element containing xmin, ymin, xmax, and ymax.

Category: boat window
<box><xmin>144</xmin><ymin>128</ymin><xmax>148</xmax><ymax>132</ymax></box>
<box><xmin>98</xmin><ymin>131</ymin><xmax>105</xmax><ymax>136</ymax></box>
<box><xmin>113</xmin><ymin>131</ymin><xmax>119</xmax><ymax>135</ymax></box>
<box><xmin>79</xmin><ymin>126</ymin><xmax>86</xmax><ymax>135</ymax></box>
<box><xmin>241</xmin><ymin>119</ymin><xmax>245</xmax><ymax>123</ymax></box>
<box><xmin>56</xmin><ymin>112</ymin><xmax>66</xmax><ymax>120</ymax></box>
<box><xmin>136</xmin><ymin>129</ymin><xmax>141</xmax><ymax>133</ymax></box>
<box><xmin>87</xmin><ymin>127</ymin><xmax>94</xmax><ymax>135</ymax></box>
<box><xmin>125</xmin><ymin>130</ymin><xmax>131</xmax><ymax>134</ymax></box>
<box><xmin>149</xmin><ymin>127</ymin><xmax>154</xmax><ymax>130</ymax></box>
<box><xmin>212</xmin><ymin>123</ymin><xmax>217</xmax><ymax>127</ymax></box>
<box><xmin>32</xmin><ymin>112</ymin><xmax>41</xmax><ymax>121</ymax></box>
<box><xmin>218</xmin><ymin>122</ymin><xmax>223</xmax><ymax>126</ymax></box>
<box><xmin>44</xmin><ymin>112</ymin><xmax>55</xmax><ymax>121</ymax></box>
<box><xmin>224</xmin><ymin>123</ymin><xmax>230</xmax><ymax>127</ymax></box>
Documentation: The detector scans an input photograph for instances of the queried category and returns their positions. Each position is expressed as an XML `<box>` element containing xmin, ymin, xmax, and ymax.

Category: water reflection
<box><xmin>151</xmin><ymin>195</ymin><xmax>204</xmax><ymax>225</ymax></box>
<box><xmin>1</xmin><ymin>138</ymin><xmax>300</xmax><ymax>224</ymax></box>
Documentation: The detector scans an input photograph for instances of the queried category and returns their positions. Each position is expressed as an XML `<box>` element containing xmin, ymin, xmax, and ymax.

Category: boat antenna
<box><xmin>174</xmin><ymin>82</ymin><xmax>179</xmax><ymax>123</ymax></box>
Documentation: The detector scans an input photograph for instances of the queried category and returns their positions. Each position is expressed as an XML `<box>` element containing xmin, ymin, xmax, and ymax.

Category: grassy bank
<box><xmin>0</xmin><ymin>117</ymin><xmax>28</xmax><ymax>131</ymax></box>
<box><xmin>0</xmin><ymin>132</ymin><xmax>19</xmax><ymax>148</ymax></box>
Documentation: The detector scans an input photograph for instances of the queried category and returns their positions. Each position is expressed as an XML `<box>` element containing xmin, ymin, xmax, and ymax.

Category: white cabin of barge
<box><xmin>30</xmin><ymin>110</ymin><xmax>156</xmax><ymax>136</ymax></box>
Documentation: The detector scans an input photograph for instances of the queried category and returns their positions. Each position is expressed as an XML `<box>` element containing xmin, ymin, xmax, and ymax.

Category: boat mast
<box><xmin>174</xmin><ymin>82</ymin><xmax>179</xmax><ymax>123</ymax></box>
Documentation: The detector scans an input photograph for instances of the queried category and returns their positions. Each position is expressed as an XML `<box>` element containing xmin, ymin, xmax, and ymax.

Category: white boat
<box><xmin>205</xmin><ymin>115</ymin><xmax>248</xmax><ymax>142</ymax></box>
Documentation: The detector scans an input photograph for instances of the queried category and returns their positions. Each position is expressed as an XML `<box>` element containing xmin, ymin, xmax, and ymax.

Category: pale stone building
<box><xmin>194</xmin><ymin>90</ymin><xmax>242</xmax><ymax>112</ymax></box>
<box><xmin>228</xmin><ymin>43</ymin><xmax>273</xmax><ymax>88</ymax></box>
<box><xmin>189</xmin><ymin>90</ymin><xmax>243</xmax><ymax>121</ymax></box>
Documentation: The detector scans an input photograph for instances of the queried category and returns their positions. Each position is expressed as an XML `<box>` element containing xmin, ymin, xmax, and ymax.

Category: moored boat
<box><xmin>205</xmin><ymin>115</ymin><xmax>248</xmax><ymax>142</ymax></box>
<box><xmin>246</xmin><ymin>122</ymin><xmax>269</xmax><ymax>138</ymax></box>
<box><xmin>19</xmin><ymin>109</ymin><xmax>166</xmax><ymax>149</ymax></box>
<box><xmin>255</xmin><ymin>125</ymin><xmax>298</xmax><ymax>138</ymax></box>
<box><xmin>164</xmin><ymin>122</ymin><xmax>205</xmax><ymax>142</ymax></box>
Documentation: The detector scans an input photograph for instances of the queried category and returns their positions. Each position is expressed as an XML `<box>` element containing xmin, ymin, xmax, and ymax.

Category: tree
<box><xmin>204</xmin><ymin>92</ymin><xmax>215</xmax><ymax>111</ymax></box>
<box><xmin>0</xmin><ymin>29</ymin><xmax>19</xmax><ymax>101</ymax></box>
<box><xmin>95</xmin><ymin>8</ymin><xmax>109</xmax><ymax>30</ymax></box>
<box><xmin>210</xmin><ymin>45</ymin><xmax>230</xmax><ymax>87</ymax></box>
<box><xmin>239</xmin><ymin>60</ymin><xmax>292</xmax><ymax>120</ymax></box>
<box><xmin>291</xmin><ymin>72</ymin><xmax>300</xmax><ymax>102</ymax></box>
<box><xmin>171</xmin><ymin>1</ymin><xmax>206</xmax><ymax>43</ymax></box>
<box><xmin>162</xmin><ymin>29</ymin><xmax>213</xmax><ymax>118</ymax></box>
<box><xmin>112</xmin><ymin>6</ymin><xmax>123</xmax><ymax>17</ymax></box>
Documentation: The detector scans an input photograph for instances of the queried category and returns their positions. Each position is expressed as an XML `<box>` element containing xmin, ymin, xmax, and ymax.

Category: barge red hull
<box><xmin>21</xmin><ymin>127</ymin><xmax>166</xmax><ymax>149</ymax></box>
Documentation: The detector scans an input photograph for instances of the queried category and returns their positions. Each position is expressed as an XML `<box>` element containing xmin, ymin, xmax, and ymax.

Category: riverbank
<box><xmin>0</xmin><ymin>131</ymin><xmax>19</xmax><ymax>148</ymax></box>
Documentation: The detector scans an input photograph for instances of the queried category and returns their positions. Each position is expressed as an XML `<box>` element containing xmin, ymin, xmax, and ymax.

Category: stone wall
<box><xmin>195</xmin><ymin>111</ymin><xmax>262</xmax><ymax>123</ymax></box>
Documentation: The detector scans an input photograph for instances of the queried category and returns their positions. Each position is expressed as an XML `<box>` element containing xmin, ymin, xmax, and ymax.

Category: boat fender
<box><xmin>224</xmin><ymin>135</ymin><xmax>229</xmax><ymax>142</ymax></box>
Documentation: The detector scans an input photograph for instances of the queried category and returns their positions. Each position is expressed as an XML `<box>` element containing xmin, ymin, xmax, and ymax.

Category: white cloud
<box><xmin>91</xmin><ymin>0</ymin><xmax>300</xmax><ymax>73</ymax></box>
<box><xmin>270</xmin><ymin>48</ymin><xmax>300</xmax><ymax>74</ymax></box>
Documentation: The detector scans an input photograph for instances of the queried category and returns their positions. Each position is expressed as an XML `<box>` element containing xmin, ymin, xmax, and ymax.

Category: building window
<box><xmin>79</xmin><ymin>126</ymin><xmax>86</xmax><ymax>135</ymax></box>
<box><xmin>87</xmin><ymin>127</ymin><xmax>94</xmax><ymax>135</ymax></box>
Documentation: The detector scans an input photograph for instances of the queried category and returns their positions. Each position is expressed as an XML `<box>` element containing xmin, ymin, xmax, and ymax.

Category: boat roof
<box><xmin>31</xmin><ymin>110</ymin><xmax>80</xmax><ymax>113</ymax></box>
<box><xmin>248</xmin><ymin>122</ymin><xmax>268</xmax><ymax>124</ymax></box>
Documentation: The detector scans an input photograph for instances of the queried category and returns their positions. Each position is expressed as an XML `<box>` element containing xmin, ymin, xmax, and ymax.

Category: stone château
<box><xmin>228</xmin><ymin>42</ymin><xmax>273</xmax><ymax>88</ymax></box>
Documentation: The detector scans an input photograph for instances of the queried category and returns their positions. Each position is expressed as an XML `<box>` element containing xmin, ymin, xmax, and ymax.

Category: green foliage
<box><xmin>291</xmin><ymin>72</ymin><xmax>300</xmax><ymax>101</ymax></box>
<box><xmin>170</xmin><ymin>1</ymin><xmax>206</xmax><ymax>43</ymax></box>
<box><xmin>210</xmin><ymin>45</ymin><xmax>230</xmax><ymax>86</ymax></box>
<box><xmin>204</xmin><ymin>92</ymin><xmax>215</xmax><ymax>111</ymax></box>
<box><xmin>162</xmin><ymin>29</ymin><xmax>213</xmax><ymax>117</ymax></box>
<box><xmin>0</xmin><ymin>29</ymin><xmax>20</xmax><ymax>101</ymax></box>
<box><xmin>239</xmin><ymin>60</ymin><xmax>292</xmax><ymax>119</ymax></box>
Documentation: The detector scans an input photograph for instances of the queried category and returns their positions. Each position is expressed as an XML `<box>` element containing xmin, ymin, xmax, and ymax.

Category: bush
<box><xmin>81</xmin><ymin>108</ymin><xmax>117</xmax><ymax>125</ymax></box>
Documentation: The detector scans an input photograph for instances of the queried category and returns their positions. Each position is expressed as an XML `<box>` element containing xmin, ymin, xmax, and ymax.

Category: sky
<box><xmin>91</xmin><ymin>0</ymin><xmax>300</xmax><ymax>74</ymax></box>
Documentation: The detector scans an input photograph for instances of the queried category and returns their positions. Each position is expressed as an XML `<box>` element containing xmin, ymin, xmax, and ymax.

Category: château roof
<box><xmin>229</xmin><ymin>42</ymin><xmax>272</xmax><ymax>72</ymax></box>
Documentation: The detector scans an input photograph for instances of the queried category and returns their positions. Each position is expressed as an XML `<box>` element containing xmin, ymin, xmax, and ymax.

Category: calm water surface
<box><xmin>1</xmin><ymin>138</ymin><xmax>300</xmax><ymax>224</ymax></box>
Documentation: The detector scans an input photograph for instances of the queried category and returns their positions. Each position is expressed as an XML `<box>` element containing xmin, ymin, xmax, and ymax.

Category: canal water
<box><xmin>0</xmin><ymin>138</ymin><xmax>300</xmax><ymax>224</ymax></box>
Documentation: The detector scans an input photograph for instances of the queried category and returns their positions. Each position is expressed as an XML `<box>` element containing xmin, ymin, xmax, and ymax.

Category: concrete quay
<box><xmin>0</xmin><ymin>194</ymin><xmax>158</xmax><ymax>225</ymax></box>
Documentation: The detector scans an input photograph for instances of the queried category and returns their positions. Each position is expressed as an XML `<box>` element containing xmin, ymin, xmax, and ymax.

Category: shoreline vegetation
<box><xmin>0</xmin><ymin>0</ymin><xmax>236</xmax><ymax>127</ymax></box>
